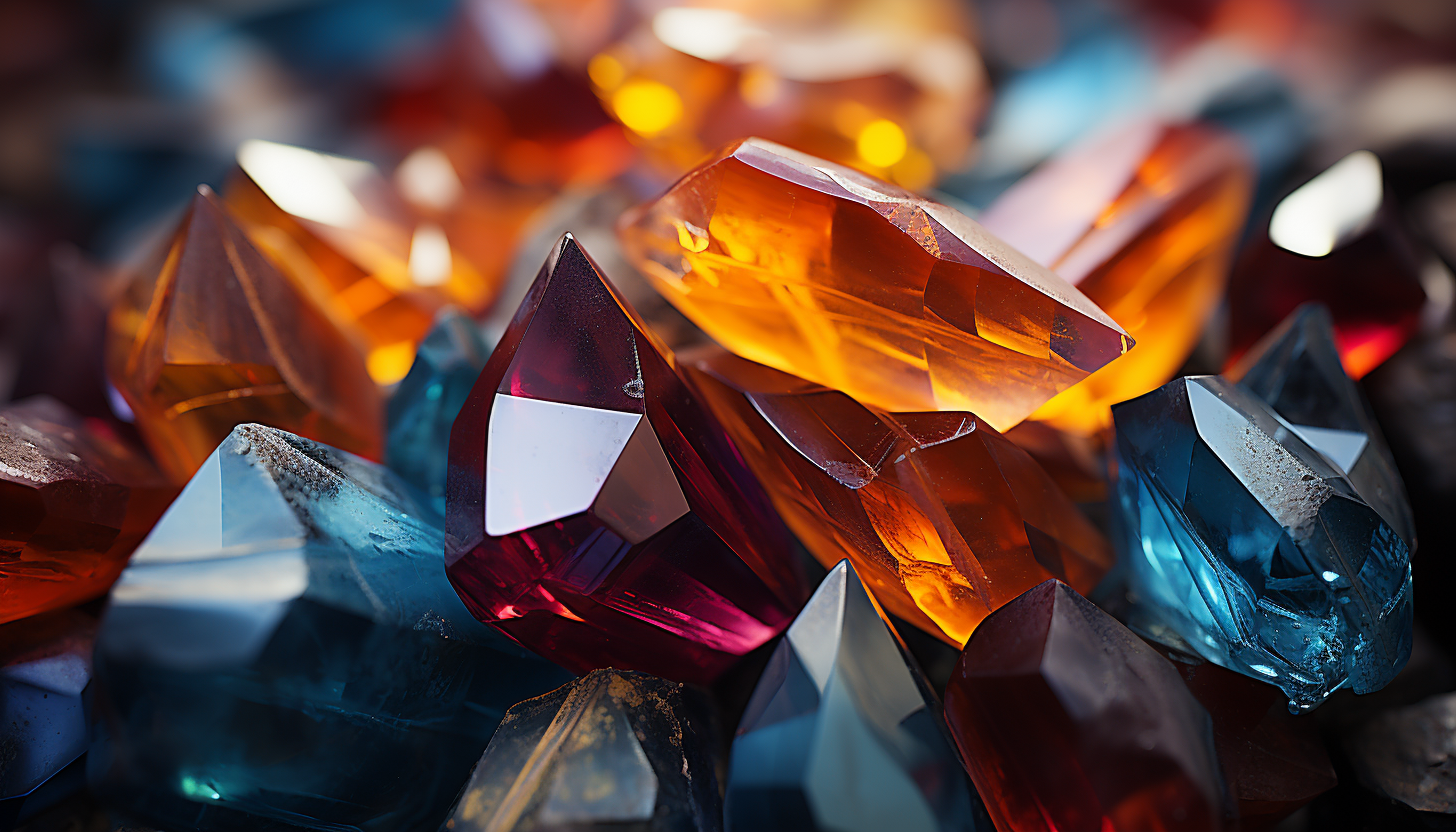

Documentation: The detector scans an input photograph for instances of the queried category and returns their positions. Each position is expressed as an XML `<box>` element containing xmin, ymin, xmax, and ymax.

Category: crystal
<box><xmin>943</xmin><ymin>580</ymin><xmax>1228</xmax><ymax>832</ymax></box>
<box><xmin>1345</xmin><ymin>691</ymin><xmax>1456</xmax><ymax>815</ymax></box>
<box><xmin>1111</xmin><ymin>375</ymin><xmax>1413</xmax><ymax>710</ymax></box>
<box><xmin>106</xmin><ymin>187</ymin><xmax>383</xmax><ymax>482</ymax></box>
<box><xmin>445</xmin><ymin>233</ymin><xmax>805</xmax><ymax>684</ymax></box>
<box><xmin>91</xmin><ymin>424</ymin><xmax>572</xmax><ymax>832</ymax></box>
<box><xmin>0</xmin><ymin>610</ymin><xmax>95</xmax><ymax>825</ymax></box>
<box><xmin>727</xmin><ymin>560</ymin><xmax>984</xmax><ymax>832</ymax></box>
<box><xmin>225</xmin><ymin>140</ymin><xmax>501</xmax><ymax>384</ymax></box>
<box><xmin>1227</xmin><ymin>151</ymin><xmax>1428</xmax><ymax>379</ymax></box>
<box><xmin>620</xmin><ymin>138</ymin><xmax>1133</xmax><ymax>431</ymax></box>
<box><xmin>1228</xmin><ymin>302</ymin><xmax>1417</xmax><ymax>549</ymax></box>
<box><xmin>0</xmin><ymin>397</ymin><xmax>172</xmax><ymax>624</ymax></box>
<box><xmin>444</xmin><ymin>669</ymin><xmax>722</xmax><ymax>832</ymax></box>
<box><xmin>683</xmin><ymin>347</ymin><xmax>1113</xmax><ymax>646</ymax></box>
<box><xmin>979</xmin><ymin>120</ymin><xmax>1253</xmax><ymax>435</ymax></box>
<box><xmin>588</xmin><ymin>0</ymin><xmax>985</xmax><ymax>188</ymax></box>
<box><xmin>385</xmin><ymin>307</ymin><xmax>494</xmax><ymax>513</ymax></box>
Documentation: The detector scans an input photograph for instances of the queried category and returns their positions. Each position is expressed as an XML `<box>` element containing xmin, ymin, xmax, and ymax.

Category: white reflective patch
<box><xmin>1288</xmin><ymin>424</ymin><xmax>1368</xmax><ymax>474</ymax></box>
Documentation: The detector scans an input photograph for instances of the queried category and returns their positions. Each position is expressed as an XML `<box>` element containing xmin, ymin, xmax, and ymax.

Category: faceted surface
<box><xmin>1229</xmin><ymin>303</ymin><xmax>1417</xmax><ymax>550</ymax></box>
<box><xmin>588</xmin><ymin>0</ymin><xmax>985</xmax><ymax>187</ymax></box>
<box><xmin>1346</xmin><ymin>691</ymin><xmax>1456</xmax><ymax>814</ymax></box>
<box><xmin>683</xmin><ymin>348</ymin><xmax>1113</xmax><ymax>646</ymax></box>
<box><xmin>445</xmin><ymin>669</ymin><xmax>722</xmax><ymax>832</ymax></box>
<box><xmin>0</xmin><ymin>397</ymin><xmax>172</xmax><ymax>624</ymax></box>
<box><xmin>225</xmin><ymin>141</ymin><xmax>501</xmax><ymax>384</ymax></box>
<box><xmin>620</xmin><ymin>138</ymin><xmax>1132</xmax><ymax>431</ymax></box>
<box><xmin>445</xmin><ymin>234</ymin><xmax>805</xmax><ymax>684</ymax></box>
<box><xmin>980</xmin><ymin>120</ymin><xmax>1253</xmax><ymax>435</ymax></box>
<box><xmin>1</xmin><ymin>610</ymin><xmax>94</xmax><ymax>812</ymax></box>
<box><xmin>1175</xmin><ymin>657</ymin><xmax>1336</xmax><ymax>829</ymax></box>
<box><xmin>944</xmin><ymin>580</ymin><xmax>1227</xmax><ymax>832</ymax></box>
<box><xmin>106</xmin><ymin>187</ymin><xmax>383</xmax><ymax>482</ymax></box>
<box><xmin>91</xmin><ymin>424</ymin><xmax>572</xmax><ymax>832</ymax></box>
<box><xmin>1112</xmin><ymin>375</ymin><xmax>1413</xmax><ymax>710</ymax></box>
<box><xmin>385</xmin><ymin>307</ymin><xmax>494</xmax><ymax>513</ymax></box>
<box><xmin>727</xmin><ymin>560</ymin><xmax>984</xmax><ymax>832</ymax></box>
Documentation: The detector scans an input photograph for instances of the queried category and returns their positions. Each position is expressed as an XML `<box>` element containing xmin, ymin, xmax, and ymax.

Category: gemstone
<box><xmin>105</xmin><ymin>187</ymin><xmax>383</xmax><ymax>482</ymax></box>
<box><xmin>683</xmin><ymin>347</ymin><xmax>1113</xmax><ymax>646</ymax></box>
<box><xmin>588</xmin><ymin>0</ymin><xmax>985</xmax><ymax>188</ymax></box>
<box><xmin>1228</xmin><ymin>302</ymin><xmax>1417</xmax><ymax>549</ymax></box>
<box><xmin>0</xmin><ymin>609</ymin><xmax>95</xmax><ymax>826</ymax></box>
<box><xmin>385</xmin><ymin>307</ymin><xmax>494</xmax><ymax>513</ymax></box>
<box><xmin>0</xmin><ymin>397</ymin><xmax>172</xmax><ymax>624</ymax></box>
<box><xmin>1174</xmin><ymin>657</ymin><xmax>1336</xmax><ymax>829</ymax></box>
<box><xmin>943</xmin><ymin>580</ymin><xmax>1228</xmax><ymax>832</ymax></box>
<box><xmin>979</xmin><ymin>120</ymin><xmax>1253</xmax><ymax>435</ymax></box>
<box><xmin>91</xmin><ymin>424</ymin><xmax>572</xmax><ymax>832</ymax></box>
<box><xmin>1227</xmin><ymin>151</ymin><xmax>1428</xmax><ymax>379</ymax></box>
<box><xmin>1345</xmin><ymin>691</ymin><xmax>1456</xmax><ymax>814</ymax></box>
<box><xmin>619</xmin><ymin>138</ymin><xmax>1133</xmax><ymax>431</ymax></box>
<box><xmin>445</xmin><ymin>233</ymin><xmax>805</xmax><ymax>684</ymax></box>
<box><xmin>727</xmin><ymin>559</ymin><xmax>985</xmax><ymax>832</ymax></box>
<box><xmin>225</xmin><ymin>140</ymin><xmax>501</xmax><ymax>384</ymax></box>
<box><xmin>1111</xmin><ymin>375</ymin><xmax>1413</xmax><ymax>710</ymax></box>
<box><xmin>444</xmin><ymin>669</ymin><xmax>722</xmax><ymax>832</ymax></box>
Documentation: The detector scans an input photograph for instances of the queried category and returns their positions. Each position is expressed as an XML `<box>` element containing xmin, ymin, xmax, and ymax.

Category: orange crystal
<box><xmin>980</xmin><ymin>120</ymin><xmax>1253</xmax><ymax>435</ymax></box>
<box><xmin>106</xmin><ymin>187</ymin><xmax>383</xmax><ymax>482</ymax></box>
<box><xmin>225</xmin><ymin>140</ymin><xmax>504</xmax><ymax>384</ymax></box>
<box><xmin>683</xmin><ymin>347</ymin><xmax>1114</xmax><ymax>646</ymax></box>
<box><xmin>619</xmin><ymin>138</ymin><xmax>1133</xmax><ymax>432</ymax></box>
<box><xmin>0</xmin><ymin>397</ymin><xmax>173</xmax><ymax>624</ymax></box>
<box><xmin>588</xmin><ymin>0</ymin><xmax>985</xmax><ymax>187</ymax></box>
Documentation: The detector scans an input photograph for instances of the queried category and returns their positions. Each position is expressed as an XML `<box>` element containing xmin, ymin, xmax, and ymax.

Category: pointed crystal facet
<box><xmin>445</xmin><ymin>234</ymin><xmax>805</xmax><ymax>684</ymax></box>
<box><xmin>944</xmin><ymin>580</ymin><xmax>1228</xmax><ymax>832</ymax></box>
<box><xmin>619</xmin><ymin>138</ymin><xmax>1133</xmax><ymax>432</ymax></box>
<box><xmin>386</xmin><ymin>307</ymin><xmax>495</xmax><ymax>512</ymax></box>
<box><xmin>683</xmin><ymin>348</ymin><xmax>1113</xmax><ymax>646</ymax></box>
<box><xmin>1111</xmin><ymin>376</ymin><xmax>1413</xmax><ymax>710</ymax></box>
<box><xmin>105</xmin><ymin>187</ymin><xmax>383</xmax><ymax>482</ymax></box>
<box><xmin>0</xmin><ymin>397</ymin><xmax>173</xmax><ymax>624</ymax></box>
<box><xmin>726</xmin><ymin>560</ymin><xmax>986</xmax><ymax>832</ymax></box>
<box><xmin>91</xmin><ymin>424</ymin><xmax>572</xmax><ymax>832</ymax></box>
<box><xmin>444</xmin><ymin>669</ymin><xmax>722</xmax><ymax>832</ymax></box>
<box><xmin>1228</xmin><ymin>303</ymin><xmax>1417</xmax><ymax>549</ymax></box>
<box><xmin>980</xmin><ymin>121</ymin><xmax>1253</xmax><ymax>435</ymax></box>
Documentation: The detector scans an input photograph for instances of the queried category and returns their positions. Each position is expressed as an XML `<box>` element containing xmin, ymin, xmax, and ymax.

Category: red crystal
<box><xmin>445</xmin><ymin>234</ymin><xmax>806</xmax><ymax>684</ymax></box>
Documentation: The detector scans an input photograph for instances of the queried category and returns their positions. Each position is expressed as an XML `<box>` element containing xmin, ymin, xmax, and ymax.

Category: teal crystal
<box><xmin>1112</xmin><ymin>376</ymin><xmax>1412</xmax><ymax>711</ymax></box>
<box><xmin>385</xmin><ymin>307</ymin><xmax>494</xmax><ymax>512</ymax></box>
<box><xmin>726</xmin><ymin>560</ymin><xmax>985</xmax><ymax>832</ymax></box>
<box><xmin>90</xmin><ymin>424</ymin><xmax>572</xmax><ymax>832</ymax></box>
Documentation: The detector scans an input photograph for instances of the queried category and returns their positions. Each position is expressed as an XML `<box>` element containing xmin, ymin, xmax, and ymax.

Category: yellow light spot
<box><xmin>890</xmin><ymin>147</ymin><xmax>935</xmax><ymax>191</ymax></box>
<box><xmin>587</xmin><ymin>53</ymin><xmax>626</xmax><ymax>91</ymax></box>
<box><xmin>611</xmin><ymin>80</ymin><xmax>683</xmax><ymax>137</ymax></box>
<box><xmin>857</xmin><ymin>119</ymin><xmax>908</xmax><ymax>168</ymax></box>
<box><xmin>368</xmin><ymin>341</ymin><xmax>417</xmax><ymax>385</ymax></box>
<box><xmin>675</xmin><ymin>223</ymin><xmax>709</xmax><ymax>252</ymax></box>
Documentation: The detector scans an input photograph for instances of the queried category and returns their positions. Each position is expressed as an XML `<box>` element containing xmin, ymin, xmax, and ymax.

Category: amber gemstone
<box><xmin>980</xmin><ymin>120</ymin><xmax>1253</xmax><ymax>435</ymax></box>
<box><xmin>621</xmin><ymin>138</ymin><xmax>1132</xmax><ymax>432</ymax></box>
<box><xmin>588</xmin><ymin>0</ymin><xmax>985</xmax><ymax>187</ymax></box>
<box><xmin>225</xmin><ymin>141</ymin><xmax>503</xmax><ymax>384</ymax></box>
<box><xmin>106</xmin><ymin>187</ymin><xmax>383</xmax><ymax>482</ymax></box>
<box><xmin>0</xmin><ymin>398</ymin><xmax>172</xmax><ymax>624</ymax></box>
<box><xmin>684</xmin><ymin>347</ymin><xmax>1113</xmax><ymax>646</ymax></box>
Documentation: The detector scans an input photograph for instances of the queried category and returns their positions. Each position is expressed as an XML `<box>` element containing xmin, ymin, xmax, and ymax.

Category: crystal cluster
<box><xmin>445</xmin><ymin>233</ymin><xmax>806</xmax><ymax>684</ymax></box>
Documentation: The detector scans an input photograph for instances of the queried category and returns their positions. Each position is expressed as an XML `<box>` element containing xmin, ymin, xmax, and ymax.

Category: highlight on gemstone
<box><xmin>105</xmin><ymin>186</ymin><xmax>383</xmax><ymax>482</ymax></box>
<box><xmin>1111</xmin><ymin>375</ymin><xmax>1413</xmax><ymax>710</ymax></box>
<box><xmin>980</xmin><ymin>119</ymin><xmax>1253</xmax><ymax>435</ymax></box>
<box><xmin>727</xmin><ymin>560</ymin><xmax>985</xmax><ymax>832</ymax></box>
<box><xmin>619</xmin><ymin>137</ymin><xmax>1132</xmax><ymax>432</ymax></box>
<box><xmin>445</xmin><ymin>233</ymin><xmax>806</xmax><ymax>685</ymax></box>
<box><xmin>683</xmin><ymin>347</ymin><xmax>1113</xmax><ymax>646</ymax></box>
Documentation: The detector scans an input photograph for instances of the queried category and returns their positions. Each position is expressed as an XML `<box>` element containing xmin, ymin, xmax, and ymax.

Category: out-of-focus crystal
<box><xmin>1346</xmin><ymin>691</ymin><xmax>1456</xmax><ymax>815</ymax></box>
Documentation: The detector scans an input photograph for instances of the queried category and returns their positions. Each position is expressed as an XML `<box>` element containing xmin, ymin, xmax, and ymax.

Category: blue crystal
<box><xmin>90</xmin><ymin>424</ymin><xmax>572</xmax><ymax>832</ymax></box>
<box><xmin>726</xmin><ymin>560</ymin><xmax>986</xmax><ymax>832</ymax></box>
<box><xmin>1112</xmin><ymin>376</ymin><xmax>1412</xmax><ymax>711</ymax></box>
<box><xmin>385</xmin><ymin>307</ymin><xmax>494</xmax><ymax>513</ymax></box>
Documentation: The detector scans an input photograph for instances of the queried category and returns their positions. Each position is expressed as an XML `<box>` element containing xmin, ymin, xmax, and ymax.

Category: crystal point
<box><xmin>620</xmin><ymin>138</ymin><xmax>1132</xmax><ymax>431</ymax></box>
